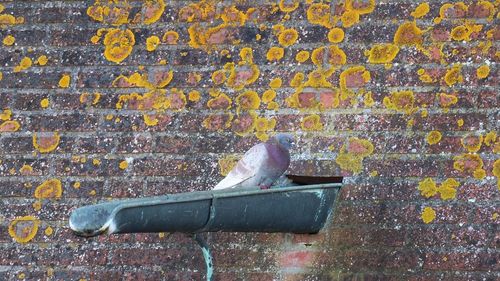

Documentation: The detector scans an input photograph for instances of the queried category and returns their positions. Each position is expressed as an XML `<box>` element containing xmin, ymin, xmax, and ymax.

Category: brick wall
<box><xmin>0</xmin><ymin>0</ymin><xmax>499</xmax><ymax>280</ymax></box>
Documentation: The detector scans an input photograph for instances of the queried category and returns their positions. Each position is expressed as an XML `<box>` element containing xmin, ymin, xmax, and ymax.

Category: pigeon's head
<box><xmin>275</xmin><ymin>133</ymin><xmax>294</xmax><ymax>150</ymax></box>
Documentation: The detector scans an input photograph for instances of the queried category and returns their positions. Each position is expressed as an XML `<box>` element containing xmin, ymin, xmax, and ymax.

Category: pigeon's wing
<box><xmin>213</xmin><ymin>143</ymin><xmax>269</xmax><ymax>190</ymax></box>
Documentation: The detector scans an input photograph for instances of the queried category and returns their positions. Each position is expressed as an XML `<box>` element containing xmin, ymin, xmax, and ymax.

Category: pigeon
<box><xmin>213</xmin><ymin>133</ymin><xmax>294</xmax><ymax>190</ymax></box>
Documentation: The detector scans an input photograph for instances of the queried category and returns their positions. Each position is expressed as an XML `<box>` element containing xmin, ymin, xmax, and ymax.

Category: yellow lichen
<box><xmin>103</xmin><ymin>28</ymin><xmax>135</xmax><ymax>63</ymax></box>
<box><xmin>476</xmin><ymin>65</ymin><xmax>490</xmax><ymax>79</ymax></box>
<box><xmin>484</xmin><ymin>131</ymin><xmax>497</xmax><ymax>146</ymax></box>
<box><xmin>411</xmin><ymin>3</ymin><xmax>430</xmax><ymax>18</ymax></box>
<box><xmin>457</xmin><ymin>119</ymin><xmax>464</xmax><ymax>127</ymax></box>
<box><xmin>438</xmin><ymin>93</ymin><xmax>458</xmax><ymax>110</ymax></box>
<box><xmin>0</xmin><ymin>109</ymin><xmax>11</xmax><ymax>121</ymax></box>
<box><xmin>202</xmin><ymin>113</ymin><xmax>233</xmax><ymax>132</ymax></box>
<box><xmin>37</xmin><ymin>55</ymin><xmax>48</xmax><ymax>66</ymax></box>
<box><xmin>58</xmin><ymin>74</ymin><xmax>70</xmax><ymax>88</ymax></box>
<box><xmin>33</xmin><ymin>132</ymin><xmax>60</xmax><ymax>153</ymax></box>
<box><xmin>220</xmin><ymin>6</ymin><xmax>247</xmax><ymax>26</ymax></box>
<box><xmin>461</xmin><ymin>134</ymin><xmax>483</xmax><ymax>153</ymax></box>
<box><xmin>345</xmin><ymin>0</ymin><xmax>376</xmax><ymax>15</ymax></box>
<box><xmin>418</xmin><ymin>178</ymin><xmax>437</xmax><ymax>198</ymax></box>
<box><xmin>254</xmin><ymin>117</ymin><xmax>276</xmax><ymax>141</ymax></box>
<box><xmin>218</xmin><ymin>155</ymin><xmax>239</xmax><ymax>176</ymax></box>
<box><xmin>207</xmin><ymin>93</ymin><xmax>232</xmax><ymax>110</ymax></box>
<box><xmin>266</xmin><ymin>46</ymin><xmax>285</xmax><ymax>61</ymax></box>
<box><xmin>444</xmin><ymin>65</ymin><xmax>463</xmax><ymax>86</ymax></box>
<box><xmin>40</xmin><ymin>98</ymin><xmax>49</xmax><ymax>108</ymax></box>
<box><xmin>438</xmin><ymin>178</ymin><xmax>459</xmax><ymax>200</ymax></box>
<box><xmin>363</xmin><ymin>92</ymin><xmax>374</xmax><ymax>107</ymax></box>
<box><xmin>44</xmin><ymin>226</ymin><xmax>53</xmax><ymax>236</ymax></box>
<box><xmin>146</xmin><ymin>35</ymin><xmax>160</xmax><ymax>51</ymax></box>
<box><xmin>307</xmin><ymin>3</ymin><xmax>333</xmax><ymax>28</ymax></box>
<box><xmin>453</xmin><ymin>153</ymin><xmax>483</xmax><ymax>174</ymax></box>
<box><xmin>421</xmin><ymin>207</ymin><xmax>436</xmax><ymax>224</ymax></box>
<box><xmin>295</xmin><ymin>50</ymin><xmax>310</xmax><ymax>63</ymax></box>
<box><xmin>279</xmin><ymin>0</ymin><xmax>300</xmax><ymax>12</ymax></box>
<box><xmin>8</xmin><ymin>216</ymin><xmax>40</xmax><ymax>243</ymax></box>
<box><xmin>366</xmin><ymin>43</ymin><xmax>400</xmax><ymax>64</ymax></box>
<box><xmin>394</xmin><ymin>21</ymin><xmax>423</xmax><ymax>46</ymax></box>
<box><xmin>162</xmin><ymin>30</ymin><xmax>179</xmax><ymax>44</ymax></box>
<box><xmin>473</xmin><ymin>168</ymin><xmax>486</xmax><ymax>180</ymax></box>
<box><xmin>232</xmin><ymin>111</ymin><xmax>257</xmax><ymax>136</ymax></box>
<box><xmin>383</xmin><ymin>91</ymin><xmax>416</xmax><ymax>114</ymax></box>
<box><xmin>301</xmin><ymin>114</ymin><xmax>323</xmax><ymax>131</ymax></box>
<box><xmin>119</xmin><ymin>160</ymin><xmax>128</xmax><ymax>170</ymax></box>
<box><xmin>236</xmin><ymin>90</ymin><xmax>260</xmax><ymax>113</ymax></box>
<box><xmin>0</xmin><ymin>120</ymin><xmax>20</xmax><ymax>132</ymax></box>
<box><xmin>327</xmin><ymin>28</ymin><xmax>345</xmax><ymax>43</ymax></box>
<box><xmin>262</xmin><ymin>90</ymin><xmax>277</xmax><ymax>103</ymax></box>
<box><xmin>311</xmin><ymin>45</ymin><xmax>347</xmax><ymax>68</ymax></box>
<box><xmin>278</xmin><ymin>28</ymin><xmax>299</xmax><ymax>47</ymax></box>
<box><xmin>86</xmin><ymin>0</ymin><xmax>131</xmax><ymax>25</ymax></box>
<box><xmin>13</xmin><ymin>57</ymin><xmax>33</xmax><ymax>73</ymax></box>
<box><xmin>341</xmin><ymin>9</ymin><xmax>360</xmax><ymax>28</ymax></box>
<box><xmin>188</xmin><ymin>90</ymin><xmax>201</xmax><ymax>102</ymax></box>
<box><xmin>433</xmin><ymin>2</ymin><xmax>468</xmax><ymax>24</ymax></box>
<box><xmin>339</xmin><ymin>66</ymin><xmax>370</xmax><ymax>90</ymax></box>
<box><xmin>426</xmin><ymin>131</ymin><xmax>442</xmax><ymax>145</ymax></box>
<box><xmin>269</xmin><ymin>78</ymin><xmax>282</xmax><ymax>89</ymax></box>
<box><xmin>451</xmin><ymin>22</ymin><xmax>483</xmax><ymax>41</ymax></box>
<box><xmin>35</xmin><ymin>178</ymin><xmax>63</xmax><ymax>199</ymax></box>
<box><xmin>137</xmin><ymin>0</ymin><xmax>166</xmax><ymax>25</ymax></box>
<box><xmin>335</xmin><ymin>137</ymin><xmax>374</xmax><ymax>174</ymax></box>
<box><xmin>3</xmin><ymin>34</ymin><xmax>15</xmax><ymax>46</ymax></box>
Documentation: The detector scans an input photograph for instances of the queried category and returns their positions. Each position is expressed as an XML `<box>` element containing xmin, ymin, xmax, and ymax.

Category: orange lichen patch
<box><xmin>363</xmin><ymin>92</ymin><xmax>374</xmax><ymax>107</ymax></box>
<box><xmin>484</xmin><ymin>131</ymin><xmax>497</xmax><ymax>147</ymax></box>
<box><xmin>13</xmin><ymin>57</ymin><xmax>33</xmax><ymax>73</ymax></box>
<box><xmin>254</xmin><ymin>117</ymin><xmax>276</xmax><ymax>141</ymax></box>
<box><xmin>278</xmin><ymin>28</ymin><xmax>299</xmax><ymax>47</ymax></box>
<box><xmin>3</xmin><ymin>34</ymin><xmax>15</xmax><ymax>46</ymax></box>
<box><xmin>393</xmin><ymin>21</ymin><xmax>423</xmax><ymax>46</ymax></box>
<box><xmin>307</xmin><ymin>3</ymin><xmax>333</xmax><ymax>28</ymax></box>
<box><xmin>473</xmin><ymin>168</ymin><xmax>486</xmax><ymax>180</ymax></box>
<box><xmin>58</xmin><ymin>74</ymin><xmax>71</xmax><ymax>88</ymax></box>
<box><xmin>8</xmin><ymin>216</ymin><xmax>40</xmax><ymax>243</ymax></box>
<box><xmin>476</xmin><ymin>65</ymin><xmax>490</xmax><ymax>79</ymax></box>
<box><xmin>178</xmin><ymin>1</ymin><xmax>215</xmax><ymax>22</ymax></box>
<box><xmin>346</xmin><ymin>0</ymin><xmax>376</xmax><ymax>15</ymax></box>
<box><xmin>457</xmin><ymin>119</ymin><xmax>464</xmax><ymax>127</ymax></box>
<box><xmin>461</xmin><ymin>134</ymin><xmax>483</xmax><ymax>153</ymax></box>
<box><xmin>0</xmin><ymin>120</ymin><xmax>20</xmax><ymax>132</ymax></box>
<box><xmin>162</xmin><ymin>30</ymin><xmax>179</xmax><ymax>44</ymax></box>
<box><xmin>236</xmin><ymin>91</ymin><xmax>260</xmax><ymax>113</ymax></box>
<box><xmin>86</xmin><ymin>0</ymin><xmax>131</xmax><ymax>25</ymax></box>
<box><xmin>202</xmin><ymin>113</ymin><xmax>233</xmax><ymax>132</ymax></box>
<box><xmin>0</xmin><ymin>71</ymin><xmax>2</xmax><ymax>81</ymax></box>
<box><xmin>340</xmin><ymin>9</ymin><xmax>360</xmax><ymax>28</ymax></box>
<box><xmin>290</xmin><ymin>72</ymin><xmax>305</xmax><ymax>87</ymax></box>
<box><xmin>36</xmin><ymin>55</ymin><xmax>48</xmax><ymax>66</ymax></box>
<box><xmin>262</xmin><ymin>90</ymin><xmax>277</xmax><ymax>104</ymax></box>
<box><xmin>207</xmin><ymin>93</ymin><xmax>232</xmax><ymax>110</ymax></box>
<box><xmin>304</xmin><ymin>68</ymin><xmax>334</xmax><ymax>88</ymax></box>
<box><xmin>188</xmin><ymin>90</ymin><xmax>201</xmax><ymax>102</ymax></box>
<box><xmin>220</xmin><ymin>6</ymin><xmax>247</xmax><ymax>26</ymax></box>
<box><xmin>35</xmin><ymin>178</ymin><xmax>63</xmax><ymax>199</ymax></box>
<box><xmin>103</xmin><ymin>28</ymin><xmax>135</xmax><ymax>63</ymax></box>
<box><xmin>411</xmin><ymin>3</ymin><xmax>430</xmax><ymax>18</ymax></box>
<box><xmin>79</xmin><ymin>92</ymin><xmax>101</xmax><ymax>106</ymax></box>
<box><xmin>269</xmin><ymin>78</ymin><xmax>282</xmax><ymax>89</ymax></box>
<box><xmin>44</xmin><ymin>226</ymin><xmax>53</xmax><ymax>236</ymax></box>
<box><xmin>417</xmin><ymin>68</ymin><xmax>435</xmax><ymax>83</ymax></box>
<box><xmin>418</xmin><ymin>178</ymin><xmax>437</xmax><ymax>198</ymax></box>
<box><xmin>33</xmin><ymin>132</ymin><xmax>60</xmax><ymax>153</ymax></box>
<box><xmin>119</xmin><ymin>160</ymin><xmax>128</xmax><ymax>170</ymax></box>
<box><xmin>146</xmin><ymin>35</ymin><xmax>160</xmax><ymax>51</ymax></box>
<box><xmin>451</xmin><ymin>22</ymin><xmax>483</xmax><ymax>41</ymax></box>
<box><xmin>188</xmin><ymin>23</ymin><xmax>234</xmax><ymax>51</ymax></box>
<box><xmin>232</xmin><ymin>111</ymin><xmax>257</xmax><ymax>136</ymax></box>
<box><xmin>327</xmin><ymin>28</ymin><xmax>345</xmax><ymax>43</ymax></box>
<box><xmin>143</xmin><ymin>114</ymin><xmax>158</xmax><ymax>126</ymax></box>
<box><xmin>475</xmin><ymin>1</ymin><xmax>496</xmax><ymax>22</ymax></box>
<box><xmin>426</xmin><ymin>131</ymin><xmax>442</xmax><ymax>145</ymax></box>
<box><xmin>335</xmin><ymin>137</ymin><xmax>374</xmax><ymax>173</ymax></box>
<box><xmin>279</xmin><ymin>0</ymin><xmax>300</xmax><ymax>12</ymax></box>
<box><xmin>266</xmin><ymin>46</ymin><xmax>285</xmax><ymax>61</ymax></box>
<box><xmin>421</xmin><ymin>207</ymin><xmax>436</xmax><ymax>223</ymax></box>
<box><xmin>493</xmin><ymin>159</ymin><xmax>500</xmax><ymax>178</ymax></box>
<box><xmin>366</xmin><ymin>43</ymin><xmax>400</xmax><ymax>64</ymax></box>
<box><xmin>218</xmin><ymin>155</ymin><xmax>239</xmax><ymax>176</ymax></box>
<box><xmin>434</xmin><ymin>2</ymin><xmax>468</xmax><ymax>24</ymax></box>
<box><xmin>438</xmin><ymin>178</ymin><xmax>459</xmax><ymax>200</ymax></box>
<box><xmin>225</xmin><ymin>63</ymin><xmax>260</xmax><ymax>90</ymax></box>
<box><xmin>453</xmin><ymin>153</ymin><xmax>483</xmax><ymax>173</ymax></box>
<box><xmin>311</xmin><ymin>46</ymin><xmax>347</xmax><ymax>68</ymax></box>
<box><xmin>339</xmin><ymin>66</ymin><xmax>371</xmax><ymax>89</ymax></box>
<box><xmin>19</xmin><ymin>164</ymin><xmax>33</xmax><ymax>175</ymax></box>
<box><xmin>40</xmin><ymin>98</ymin><xmax>49</xmax><ymax>108</ymax></box>
<box><xmin>383</xmin><ymin>91</ymin><xmax>416</xmax><ymax>115</ymax></box>
<box><xmin>0</xmin><ymin>12</ymin><xmax>23</xmax><ymax>27</ymax></box>
<box><xmin>211</xmin><ymin>70</ymin><xmax>227</xmax><ymax>85</ymax></box>
<box><xmin>444</xmin><ymin>65</ymin><xmax>463</xmax><ymax>86</ymax></box>
<box><xmin>239</xmin><ymin>47</ymin><xmax>254</xmax><ymax>63</ymax></box>
<box><xmin>1</xmin><ymin>109</ymin><xmax>12</xmax><ymax>121</ymax></box>
<box><xmin>438</xmin><ymin>93</ymin><xmax>458</xmax><ymax>110</ymax></box>
<box><xmin>301</xmin><ymin>114</ymin><xmax>323</xmax><ymax>131</ymax></box>
<box><xmin>295</xmin><ymin>50</ymin><xmax>310</xmax><ymax>63</ymax></box>
<box><xmin>134</xmin><ymin>0</ymin><xmax>166</xmax><ymax>25</ymax></box>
